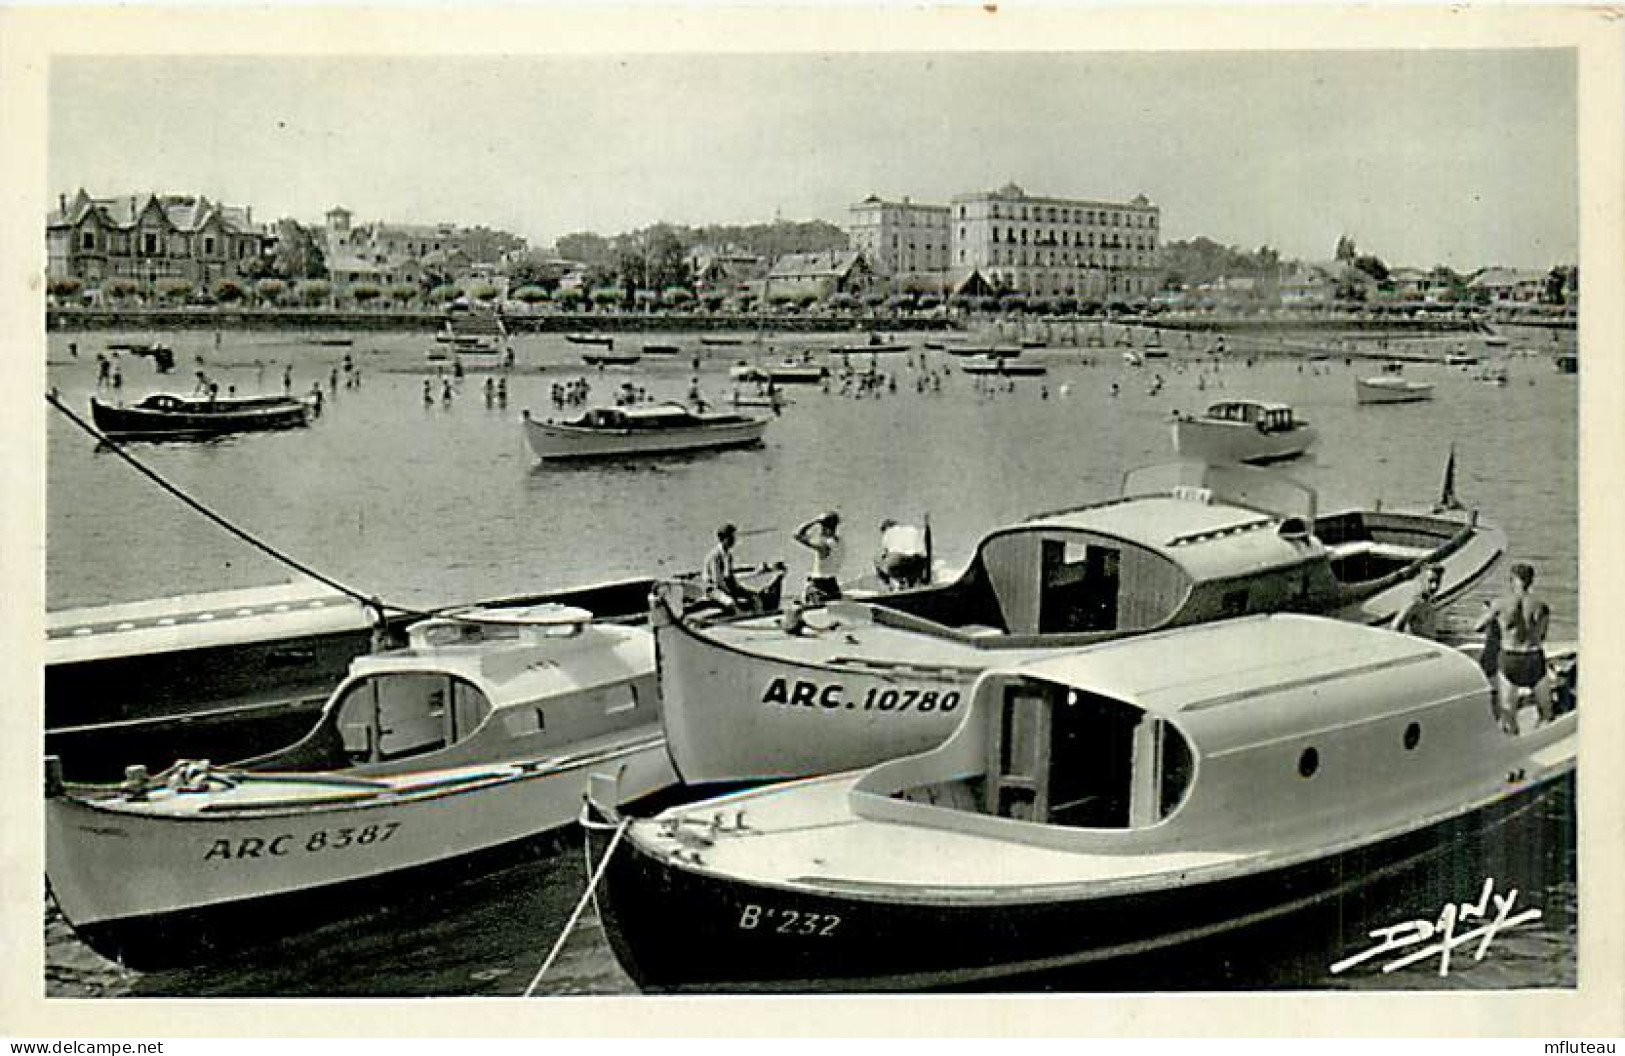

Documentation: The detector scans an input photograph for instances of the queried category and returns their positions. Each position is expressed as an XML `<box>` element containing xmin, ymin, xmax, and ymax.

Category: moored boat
<box><xmin>732</xmin><ymin>362</ymin><xmax>827</xmax><ymax>385</ymax></box>
<box><xmin>565</xmin><ymin>332</ymin><xmax>616</xmax><ymax>347</ymax></box>
<box><xmin>89</xmin><ymin>393</ymin><xmax>313</xmax><ymax>440</ymax></box>
<box><xmin>1171</xmin><ymin>400</ymin><xmax>1318</xmax><ymax>465</ymax></box>
<box><xmin>651</xmin><ymin>460</ymin><xmax>1506</xmax><ymax>786</ymax></box>
<box><xmin>522</xmin><ymin>402</ymin><xmax>771</xmax><ymax>461</ymax></box>
<box><xmin>642</xmin><ymin>343</ymin><xmax>682</xmax><ymax>356</ymax></box>
<box><xmin>700</xmin><ymin>334</ymin><xmax>747</xmax><ymax>347</ymax></box>
<box><xmin>45</xmin><ymin>603</ymin><xmax>673</xmax><ymax>969</ymax></box>
<box><xmin>1356</xmin><ymin>363</ymin><xmax>1434</xmax><ymax>404</ymax></box>
<box><xmin>582</xmin><ymin>347</ymin><xmax>643</xmax><ymax>367</ymax></box>
<box><xmin>961</xmin><ymin>357</ymin><xmax>1048</xmax><ymax>377</ymax></box>
<box><xmin>591</xmin><ymin>615</ymin><xmax>1576</xmax><ymax>992</ymax></box>
<box><xmin>832</xmin><ymin>338</ymin><xmax>910</xmax><ymax>354</ymax></box>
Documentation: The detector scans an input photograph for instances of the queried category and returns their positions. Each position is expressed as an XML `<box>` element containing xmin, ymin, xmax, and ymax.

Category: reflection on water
<box><xmin>43</xmin><ymin>326</ymin><xmax>1578</xmax><ymax>995</ymax></box>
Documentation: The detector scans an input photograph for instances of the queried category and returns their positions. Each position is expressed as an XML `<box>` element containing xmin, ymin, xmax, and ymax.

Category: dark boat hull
<box><xmin>595</xmin><ymin>775</ymin><xmax>1569</xmax><ymax>993</ymax></box>
<box><xmin>89</xmin><ymin>398</ymin><xmax>310</xmax><ymax>439</ymax></box>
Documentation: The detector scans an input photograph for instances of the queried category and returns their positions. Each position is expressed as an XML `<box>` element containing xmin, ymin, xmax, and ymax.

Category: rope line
<box><xmin>46</xmin><ymin>390</ymin><xmax>426</xmax><ymax>619</ymax></box>
<box><xmin>525</xmin><ymin>815</ymin><xmax>630</xmax><ymax>997</ymax></box>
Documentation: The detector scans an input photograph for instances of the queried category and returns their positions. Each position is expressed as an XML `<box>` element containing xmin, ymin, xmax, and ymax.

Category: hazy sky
<box><xmin>48</xmin><ymin>50</ymin><xmax>1577</xmax><ymax>270</ymax></box>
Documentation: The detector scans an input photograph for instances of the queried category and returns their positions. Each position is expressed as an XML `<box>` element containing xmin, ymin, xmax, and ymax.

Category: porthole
<box><xmin>1403</xmin><ymin>722</ymin><xmax>1422</xmax><ymax>751</ymax></box>
<box><xmin>1298</xmin><ymin>747</ymin><xmax>1320</xmax><ymax>778</ymax></box>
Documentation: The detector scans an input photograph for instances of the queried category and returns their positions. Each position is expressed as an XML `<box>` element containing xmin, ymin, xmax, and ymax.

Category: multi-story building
<box><xmin>949</xmin><ymin>182</ymin><xmax>1161</xmax><ymax>300</ymax></box>
<box><xmin>846</xmin><ymin>195</ymin><xmax>951</xmax><ymax>277</ymax></box>
<box><xmin>46</xmin><ymin>189</ymin><xmax>270</xmax><ymax>289</ymax></box>
<box><xmin>321</xmin><ymin>206</ymin><xmax>526</xmax><ymax>293</ymax></box>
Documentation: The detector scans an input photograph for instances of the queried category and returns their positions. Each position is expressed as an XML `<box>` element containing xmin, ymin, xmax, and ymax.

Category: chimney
<box><xmin>58</xmin><ymin>193</ymin><xmax>66</xmax><ymax>214</ymax></box>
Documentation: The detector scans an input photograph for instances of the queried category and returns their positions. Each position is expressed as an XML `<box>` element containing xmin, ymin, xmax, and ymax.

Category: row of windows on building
<box><xmin>979</xmin><ymin>227</ymin><xmax>1154</xmax><ymax>251</ymax></box>
<box><xmin>980</xmin><ymin>269</ymin><xmax>1158</xmax><ymax>297</ymax></box>
<box><xmin>970</xmin><ymin>249</ymin><xmax>1156</xmax><ymax>269</ymax></box>
<box><xmin>967</xmin><ymin>203</ymin><xmax>1157</xmax><ymax>228</ymax></box>
<box><xmin>77</xmin><ymin>228</ymin><xmax>257</xmax><ymax>260</ymax></box>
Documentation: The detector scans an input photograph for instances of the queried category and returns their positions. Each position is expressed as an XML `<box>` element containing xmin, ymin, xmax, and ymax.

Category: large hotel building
<box><xmin>850</xmin><ymin>182</ymin><xmax>1160</xmax><ymax>300</ymax></box>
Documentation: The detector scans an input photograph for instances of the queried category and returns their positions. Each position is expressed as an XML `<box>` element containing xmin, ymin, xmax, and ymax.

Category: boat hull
<box><xmin>596</xmin><ymin>772</ymin><xmax>1570</xmax><ymax>992</ymax></box>
<box><xmin>524</xmin><ymin>416</ymin><xmax>768</xmax><ymax>461</ymax></box>
<box><xmin>962</xmin><ymin>360</ymin><xmax>1047</xmax><ymax>377</ymax></box>
<box><xmin>89</xmin><ymin>397</ymin><xmax>311</xmax><ymax>439</ymax></box>
<box><xmin>47</xmin><ymin>734</ymin><xmax>674</xmax><ymax>968</ymax></box>
<box><xmin>1171</xmin><ymin>419</ymin><xmax>1317</xmax><ymax>465</ymax></box>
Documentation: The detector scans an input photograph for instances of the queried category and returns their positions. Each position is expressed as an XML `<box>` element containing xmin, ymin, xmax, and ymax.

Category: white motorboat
<box><xmin>522</xmin><ymin>402</ymin><xmax>771</xmax><ymax>461</ymax></box>
<box><xmin>1356</xmin><ymin>363</ymin><xmax>1434</xmax><ymax>404</ymax></box>
<box><xmin>45</xmin><ymin>603</ymin><xmax>672</xmax><ymax>969</ymax></box>
<box><xmin>1171</xmin><ymin>400</ymin><xmax>1318</xmax><ymax>465</ymax></box>
<box><xmin>650</xmin><ymin>460</ymin><xmax>1507</xmax><ymax>786</ymax></box>
<box><xmin>590</xmin><ymin>615</ymin><xmax>1577</xmax><ymax>992</ymax></box>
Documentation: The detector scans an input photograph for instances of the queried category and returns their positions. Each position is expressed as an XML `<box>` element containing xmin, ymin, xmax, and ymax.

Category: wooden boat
<box><xmin>1356</xmin><ymin>364</ymin><xmax>1434</xmax><ymax>404</ymax></box>
<box><xmin>45</xmin><ymin>603</ymin><xmax>674</xmax><ymax>969</ymax></box>
<box><xmin>565</xmin><ymin>332</ymin><xmax>615</xmax><ymax>347</ymax></box>
<box><xmin>642</xmin><ymin>343</ymin><xmax>682</xmax><ymax>356</ymax></box>
<box><xmin>590</xmin><ymin>615</ymin><xmax>1576</xmax><ymax>992</ymax></box>
<box><xmin>582</xmin><ymin>347</ymin><xmax>643</xmax><ymax>367</ymax></box>
<box><xmin>89</xmin><ymin>393</ymin><xmax>313</xmax><ymax>440</ymax></box>
<box><xmin>650</xmin><ymin>459</ymin><xmax>1507</xmax><ymax>786</ymax></box>
<box><xmin>961</xmin><ymin>357</ymin><xmax>1048</xmax><ymax>377</ymax></box>
<box><xmin>522</xmin><ymin>402</ymin><xmax>771</xmax><ymax>461</ymax></box>
<box><xmin>1171</xmin><ymin>400</ymin><xmax>1318</xmax><ymax>465</ymax></box>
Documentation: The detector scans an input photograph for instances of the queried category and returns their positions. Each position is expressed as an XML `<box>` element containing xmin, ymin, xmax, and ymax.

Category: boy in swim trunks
<box><xmin>1474</xmin><ymin>562</ymin><xmax>1552</xmax><ymax>733</ymax></box>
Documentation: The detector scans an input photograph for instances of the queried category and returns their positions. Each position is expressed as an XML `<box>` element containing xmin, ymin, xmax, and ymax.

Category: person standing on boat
<box><xmin>1393</xmin><ymin>563</ymin><xmax>1444</xmax><ymax>640</ymax></box>
<box><xmin>795</xmin><ymin>511</ymin><xmax>844</xmax><ymax>604</ymax></box>
<box><xmin>1473</xmin><ymin>562</ymin><xmax>1552</xmax><ymax>732</ymax></box>
<box><xmin>703</xmin><ymin>523</ymin><xmax>756</xmax><ymax>614</ymax></box>
<box><xmin>875</xmin><ymin>519</ymin><xmax>930</xmax><ymax>590</ymax></box>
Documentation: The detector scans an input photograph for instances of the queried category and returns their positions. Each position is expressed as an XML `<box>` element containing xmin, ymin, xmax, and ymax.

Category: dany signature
<box><xmin>1330</xmin><ymin>877</ymin><xmax>1543</xmax><ymax>977</ymax></box>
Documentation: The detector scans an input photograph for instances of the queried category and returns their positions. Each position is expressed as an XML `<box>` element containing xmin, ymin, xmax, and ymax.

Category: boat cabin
<box><xmin>856</xmin><ymin>615</ymin><xmax>1496</xmax><ymax>851</ymax></box>
<box><xmin>1200</xmin><ymin>400</ymin><xmax>1301</xmax><ymax>434</ymax></box>
<box><xmin>567</xmin><ymin>403</ymin><xmax>745</xmax><ymax>430</ymax></box>
<box><xmin>242</xmin><ymin>604</ymin><xmax>656</xmax><ymax>776</ymax></box>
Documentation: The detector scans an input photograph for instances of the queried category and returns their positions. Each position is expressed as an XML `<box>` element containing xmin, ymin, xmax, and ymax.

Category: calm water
<box><xmin>42</xmin><ymin>323</ymin><xmax>1579</xmax><ymax>995</ymax></box>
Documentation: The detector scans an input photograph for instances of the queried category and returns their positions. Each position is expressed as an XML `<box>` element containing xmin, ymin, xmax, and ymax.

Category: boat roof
<box><xmin>1012</xmin><ymin>493</ymin><xmax>1314</xmax><ymax>582</ymax></box>
<box><xmin>1205</xmin><ymin>399</ymin><xmax>1291</xmax><ymax>414</ymax></box>
<box><xmin>47</xmin><ymin>582</ymin><xmax>372</xmax><ymax>664</ymax></box>
<box><xmin>986</xmin><ymin>613</ymin><xmax>1482</xmax><ymax>753</ymax></box>
<box><xmin>344</xmin><ymin>615</ymin><xmax>653</xmax><ymax>709</ymax></box>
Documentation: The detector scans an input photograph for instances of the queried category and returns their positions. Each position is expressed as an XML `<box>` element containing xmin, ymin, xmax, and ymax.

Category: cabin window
<box><xmin>1038</xmin><ymin>539</ymin><xmax>1120</xmax><ymax>633</ymax></box>
<box><xmin>1403</xmin><ymin>722</ymin><xmax>1422</xmax><ymax>751</ymax></box>
<box><xmin>985</xmin><ymin>679</ymin><xmax>1193</xmax><ymax>829</ymax></box>
<box><xmin>1298</xmin><ymin>747</ymin><xmax>1320</xmax><ymax>778</ymax></box>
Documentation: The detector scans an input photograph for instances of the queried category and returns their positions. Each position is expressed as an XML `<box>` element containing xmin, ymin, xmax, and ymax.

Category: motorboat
<box><xmin>832</xmin><ymin>337</ymin><xmax>910</xmax><ymax>354</ymax></box>
<box><xmin>89</xmin><ymin>393</ymin><xmax>314</xmax><ymax>440</ymax></box>
<box><xmin>1171</xmin><ymin>400</ymin><xmax>1318</xmax><ymax>465</ymax></box>
<box><xmin>45</xmin><ymin>575</ymin><xmax>671</xmax><ymax>781</ymax></box>
<box><xmin>961</xmin><ymin>357</ymin><xmax>1048</xmax><ymax>377</ymax></box>
<box><xmin>650</xmin><ymin>459</ymin><xmax>1507</xmax><ymax>785</ymax></box>
<box><xmin>45</xmin><ymin>603</ymin><xmax>673</xmax><ymax>969</ymax></box>
<box><xmin>522</xmin><ymin>402</ymin><xmax>771</xmax><ymax>461</ymax></box>
<box><xmin>1356</xmin><ymin>363</ymin><xmax>1435</xmax><ymax>404</ymax></box>
<box><xmin>1444</xmin><ymin>350</ymin><xmax>1479</xmax><ymax>367</ymax></box>
<box><xmin>582</xmin><ymin>347</ymin><xmax>643</xmax><ymax>367</ymax></box>
<box><xmin>590</xmin><ymin>614</ymin><xmax>1576</xmax><ymax>992</ymax></box>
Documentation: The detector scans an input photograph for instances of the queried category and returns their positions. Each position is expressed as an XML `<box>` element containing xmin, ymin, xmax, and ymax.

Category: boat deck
<box><xmin>703</xmin><ymin>606</ymin><xmax>1036</xmax><ymax>668</ymax></box>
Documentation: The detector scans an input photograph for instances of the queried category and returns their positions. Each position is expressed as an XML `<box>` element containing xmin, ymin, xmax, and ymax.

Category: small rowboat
<box><xmin>700</xmin><ymin>335</ymin><xmax>747</xmax><ymax>347</ymax></box>
<box><xmin>565</xmin><ymin>333</ymin><xmax>616</xmax><ymax>347</ymax></box>
<box><xmin>961</xmin><ymin>357</ymin><xmax>1048</xmax><ymax>377</ymax></box>
<box><xmin>642</xmin><ymin>343</ymin><xmax>682</xmax><ymax>356</ymax></box>
<box><xmin>832</xmin><ymin>341</ymin><xmax>910</xmax><ymax>355</ymax></box>
<box><xmin>582</xmin><ymin>348</ymin><xmax>643</xmax><ymax>367</ymax></box>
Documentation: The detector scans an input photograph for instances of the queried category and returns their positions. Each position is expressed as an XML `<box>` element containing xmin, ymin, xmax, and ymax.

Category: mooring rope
<box><xmin>46</xmin><ymin>390</ymin><xmax>427</xmax><ymax>621</ymax></box>
<box><xmin>524</xmin><ymin>815</ymin><xmax>630</xmax><ymax>997</ymax></box>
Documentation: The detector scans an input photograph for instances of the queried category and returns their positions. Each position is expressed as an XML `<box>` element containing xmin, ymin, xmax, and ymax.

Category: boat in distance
<box><xmin>1356</xmin><ymin>363</ymin><xmax>1435</xmax><ymax>404</ymax></box>
<box><xmin>89</xmin><ymin>393</ymin><xmax>314</xmax><ymax>440</ymax></box>
<box><xmin>961</xmin><ymin>357</ymin><xmax>1047</xmax><ymax>377</ymax></box>
<box><xmin>1171</xmin><ymin>400</ymin><xmax>1318</xmax><ymax>465</ymax></box>
<box><xmin>522</xmin><ymin>402</ymin><xmax>771</xmax><ymax>461</ymax></box>
<box><xmin>565</xmin><ymin>332</ymin><xmax>616</xmax><ymax>346</ymax></box>
<box><xmin>651</xmin><ymin>459</ymin><xmax>1507</xmax><ymax>786</ymax></box>
<box><xmin>590</xmin><ymin>614</ymin><xmax>1576</xmax><ymax>992</ymax></box>
<box><xmin>45</xmin><ymin>603</ymin><xmax>673</xmax><ymax>969</ymax></box>
<box><xmin>582</xmin><ymin>348</ymin><xmax>643</xmax><ymax>367</ymax></box>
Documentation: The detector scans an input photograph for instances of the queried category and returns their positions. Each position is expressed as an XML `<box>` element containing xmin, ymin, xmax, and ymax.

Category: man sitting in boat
<box><xmin>874</xmin><ymin>518</ymin><xmax>931</xmax><ymax>590</ymax></box>
<box><xmin>703</xmin><ymin>523</ymin><xmax>759</xmax><ymax>615</ymax></box>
